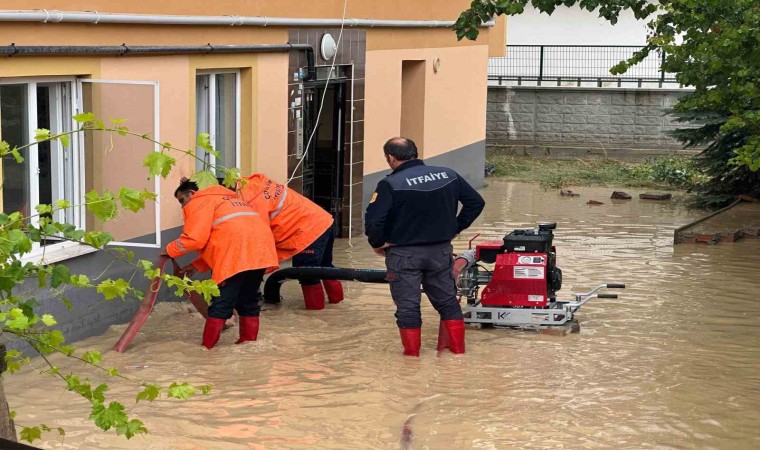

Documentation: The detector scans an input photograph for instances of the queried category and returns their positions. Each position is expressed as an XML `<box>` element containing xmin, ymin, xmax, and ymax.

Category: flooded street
<box><xmin>8</xmin><ymin>180</ymin><xmax>760</xmax><ymax>449</ymax></box>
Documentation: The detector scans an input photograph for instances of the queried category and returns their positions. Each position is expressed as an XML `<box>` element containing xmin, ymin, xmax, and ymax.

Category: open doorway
<box><xmin>302</xmin><ymin>79</ymin><xmax>346</xmax><ymax>236</ymax></box>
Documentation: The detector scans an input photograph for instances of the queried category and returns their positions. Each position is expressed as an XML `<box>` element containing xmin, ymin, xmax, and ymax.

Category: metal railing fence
<box><xmin>489</xmin><ymin>45</ymin><xmax>680</xmax><ymax>88</ymax></box>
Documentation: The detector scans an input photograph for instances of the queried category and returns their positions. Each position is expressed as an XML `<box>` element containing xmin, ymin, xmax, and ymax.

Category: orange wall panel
<box><xmin>253</xmin><ymin>54</ymin><xmax>289</xmax><ymax>182</ymax></box>
<box><xmin>489</xmin><ymin>16</ymin><xmax>507</xmax><ymax>57</ymax></box>
<box><xmin>423</xmin><ymin>46</ymin><xmax>488</xmax><ymax>159</ymax></box>
<box><xmin>0</xmin><ymin>23</ymin><xmax>287</xmax><ymax>47</ymax></box>
<box><xmin>9</xmin><ymin>1</ymin><xmax>476</xmax><ymax>21</ymax></box>
<box><xmin>0</xmin><ymin>56</ymin><xmax>99</xmax><ymax>78</ymax></box>
<box><xmin>364</xmin><ymin>45</ymin><xmax>488</xmax><ymax>175</ymax></box>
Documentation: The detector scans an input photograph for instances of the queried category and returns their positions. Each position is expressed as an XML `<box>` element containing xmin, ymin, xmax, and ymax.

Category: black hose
<box><xmin>263</xmin><ymin>266</ymin><xmax>388</xmax><ymax>304</ymax></box>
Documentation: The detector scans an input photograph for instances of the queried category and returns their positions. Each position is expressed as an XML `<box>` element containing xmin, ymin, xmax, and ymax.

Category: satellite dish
<box><xmin>320</xmin><ymin>33</ymin><xmax>338</xmax><ymax>61</ymax></box>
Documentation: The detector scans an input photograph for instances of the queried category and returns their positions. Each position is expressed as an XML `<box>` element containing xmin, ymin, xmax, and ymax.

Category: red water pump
<box><xmin>454</xmin><ymin>223</ymin><xmax>623</xmax><ymax>328</ymax></box>
<box><xmin>475</xmin><ymin>223</ymin><xmax>562</xmax><ymax>307</ymax></box>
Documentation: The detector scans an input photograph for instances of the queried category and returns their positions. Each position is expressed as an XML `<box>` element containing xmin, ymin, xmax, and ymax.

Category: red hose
<box><xmin>113</xmin><ymin>255</ymin><xmax>209</xmax><ymax>353</ymax></box>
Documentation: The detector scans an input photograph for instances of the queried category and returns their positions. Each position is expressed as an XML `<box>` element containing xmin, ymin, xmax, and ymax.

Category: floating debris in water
<box><xmin>640</xmin><ymin>192</ymin><xmax>672</xmax><ymax>200</ymax></box>
<box><xmin>611</xmin><ymin>191</ymin><xmax>632</xmax><ymax>200</ymax></box>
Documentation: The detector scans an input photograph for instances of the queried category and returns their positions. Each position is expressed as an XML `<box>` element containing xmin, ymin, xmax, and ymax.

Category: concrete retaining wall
<box><xmin>487</xmin><ymin>86</ymin><xmax>700</xmax><ymax>160</ymax></box>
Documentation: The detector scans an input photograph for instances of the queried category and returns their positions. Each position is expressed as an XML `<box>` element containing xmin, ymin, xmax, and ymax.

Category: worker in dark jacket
<box><xmin>365</xmin><ymin>137</ymin><xmax>485</xmax><ymax>357</ymax></box>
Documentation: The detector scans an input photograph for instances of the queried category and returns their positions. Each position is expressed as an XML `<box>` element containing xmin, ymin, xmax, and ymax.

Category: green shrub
<box><xmin>485</xmin><ymin>154</ymin><xmax>704</xmax><ymax>191</ymax></box>
<box><xmin>648</xmin><ymin>157</ymin><xmax>703</xmax><ymax>189</ymax></box>
<box><xmin>539</xmin><ymin>173</ymin><xmax>566</xmax><ymax>190</ymax></box>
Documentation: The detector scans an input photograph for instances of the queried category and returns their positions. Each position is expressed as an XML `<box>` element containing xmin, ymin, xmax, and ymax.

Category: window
<box><xmin>0</xmin><ymin>79</ymin><xmax>82</xmax><ymax>251</ymax></box>
<box><xmin>78</xmin><ymin>79</ymin><xmax>160</xmax><ymax>249</ymax></box>
<box><xmin>0</xmin><ymin>77</ymin><xmax>161</xmax><ymax>262</ymax></box>
<box><xmin>195</xmin><ymin>72</ymin><xmax>240</xmax><ymax>179</ymax></box>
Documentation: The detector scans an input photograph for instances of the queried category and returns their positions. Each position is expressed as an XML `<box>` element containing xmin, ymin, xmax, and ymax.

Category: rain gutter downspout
<box><xmin>0</xmin><ymin>10</ymin><xmax>495</xmax><ymax>28</ymax></box>
<box><xmin>0</xmin><ymin>44</ymin><xmax>317</xmax><ymax>81</ymax></box>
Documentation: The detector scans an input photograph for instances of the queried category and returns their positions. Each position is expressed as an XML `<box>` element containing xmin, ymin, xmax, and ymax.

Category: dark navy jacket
<box><xmin>365</xmin><ymin>159</ymin><xmax>485</xmax><ymax>248</ymax></box>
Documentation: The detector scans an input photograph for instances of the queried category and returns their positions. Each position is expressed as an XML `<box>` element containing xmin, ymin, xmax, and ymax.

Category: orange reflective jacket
<box><xmin>237</xmin><ymin>174</ymin><xmax>333</xmax><ymax>261</ymax></box>
<box><xmin>166</xmin><ymin>185</ymin><xmax>278</xmax><ymax>284</ymax></box>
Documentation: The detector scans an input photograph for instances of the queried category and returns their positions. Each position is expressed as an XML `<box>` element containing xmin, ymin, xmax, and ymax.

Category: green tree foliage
<box><xmin>455</xmin><ymin>0</ymin><xmax>760</xmax><ymax>182</ymax></box>
<box><xmin>0</xmin><ymin>114</ymin><xmax>236</xmax><ymax>443</ymax></box>
<box><xmin>670</xmin><ymin>109</ymin><xmax>760</xmax><ymax>207</ymax></box>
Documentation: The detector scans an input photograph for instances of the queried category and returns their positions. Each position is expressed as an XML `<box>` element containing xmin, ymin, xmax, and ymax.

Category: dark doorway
<box><xmin>302</xmin><ymin>79</ymin><xmax>346</xmax><ymax>236</ymax></box>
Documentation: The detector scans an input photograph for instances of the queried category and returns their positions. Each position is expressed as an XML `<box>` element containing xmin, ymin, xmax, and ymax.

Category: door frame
<box><xmin>302</xmin><ymin>77</ymin><xmax>347</xmax><ymax>236</ymax></box>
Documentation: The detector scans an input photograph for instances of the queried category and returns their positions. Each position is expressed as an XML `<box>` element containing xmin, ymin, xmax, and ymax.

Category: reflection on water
<box><xmin>7</xmin><ymin>180</ymin><xmax>760</xmax><ymax>449</ymax></box>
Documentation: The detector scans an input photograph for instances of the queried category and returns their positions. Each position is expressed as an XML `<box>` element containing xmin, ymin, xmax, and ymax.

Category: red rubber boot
<box><xmin>441</xmin><ymin>319</ymin><xmax>465</xmax><ymax>354</ymax></box>
<box><xmin>202</xmin><ymin>317</ymin><xmax>226</xmax><ymax>350</ymax></box>
<box><xmin>235</xmin><ymin>316</ymin><xmax>260</xmax><ymax>344</ymax></box>
<box><xmin>399</xmin><ymin>328</ymin><xmax>421</xmax><ymax>357</ymax></box>
<box><xmin>301</xmin><ymin>283</ymin><xmax>326</xmax><ymax>310</ymax></box>
<box><xmin>436</xmin><ymin>321</ymin><xmax>449</xmax><ymax>351</ymax></box>
<box><xmin>323</xmin><ymin>280</ymin><xmax>344</xmax><ymax>304</ymax></box>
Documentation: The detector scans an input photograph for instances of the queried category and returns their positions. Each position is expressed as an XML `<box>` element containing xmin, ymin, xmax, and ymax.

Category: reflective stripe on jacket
<box><xmin>166</xmin><ymin>184</ymin><xmax>278</xmax><ymax>283</ymax></box>
<box><xmin>238</xmin><ymin>174</ymin><xmax>333</xmax><ymax>261</ymax></box>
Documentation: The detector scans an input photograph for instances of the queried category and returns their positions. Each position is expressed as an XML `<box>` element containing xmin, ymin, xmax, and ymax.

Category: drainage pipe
<box><xmin>0</xmin><ymin>10</ymin><xmax>495</xmax><ymax>29</ymax></box>
<box><xmin>0</xmin><ymin>43</ymin><xmax>316</xmax><ymax>81</ymax></box>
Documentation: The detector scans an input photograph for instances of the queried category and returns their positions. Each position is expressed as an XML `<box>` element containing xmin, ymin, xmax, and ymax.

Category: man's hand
<box><xmin>178</xmin><ymin>265</ymin><xmax>196</xmax><ymax>278</ymax></box>
<box><xmin>372</xmin><ymin>243</ymin><xmax>391</xmax><ymax>257</ymax></box>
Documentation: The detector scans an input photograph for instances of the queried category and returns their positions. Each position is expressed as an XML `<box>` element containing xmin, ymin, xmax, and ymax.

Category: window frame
<box><xmin>0</xmin><ymin>76</ymin><xmax>163</xmax><ymax>264</ymax></box>
<box><xmin>195</xmin><ymin>70</ymin><xmax>241</xmax><ymax>176</ymax></box>
<box><xmin>77</xmin><ymin>78</ymin><xmax>162</xmax><ymax>249</ymax></box>
<box><xmin>0</xmin><ymin>76</ymin><xmax>85</xmax><ymax>263</ymax></box>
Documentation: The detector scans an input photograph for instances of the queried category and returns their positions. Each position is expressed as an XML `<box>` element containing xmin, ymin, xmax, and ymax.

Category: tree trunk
<box><xmin>0</xmin><ymin>344</ymin><xmax>18</xmax><ymax>442</ymax></box>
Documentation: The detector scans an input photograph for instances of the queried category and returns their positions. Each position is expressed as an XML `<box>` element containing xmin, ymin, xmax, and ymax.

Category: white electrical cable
<box><xmin>287</xmin><ymin>0</ymin><xmax>349</xmax><ymax>184</ymax></box>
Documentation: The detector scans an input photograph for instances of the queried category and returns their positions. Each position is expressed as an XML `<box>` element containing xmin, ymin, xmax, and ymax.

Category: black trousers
<box><xmin>384</xmin><ymin>242</ymin><xmax>463</xmax><ymax>329</ymax></box>
<box><xmin>208</xmin><ymin>269</ymin><xmax>265</xmax><ymax>319</ymax></box>
<box><xmin>291</xmin><ymin>227</ymin><xmax>335</xmax><ymax>285</ymax></box>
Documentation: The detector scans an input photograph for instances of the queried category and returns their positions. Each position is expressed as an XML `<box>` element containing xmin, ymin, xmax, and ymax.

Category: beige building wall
<box><xmin>2</xmin><ymin>1</ymin><xmax>494</xmax><ymax>236</ymax></box>
<box><xmin>252</xmin><ymin>55</ymin><xmax>289</xmax><ymax>182</ymax></box>
<box><xmin>0</xmin><ymin>23</ymin><xmax>287</xmax><ymax>47</ymax></box>
<box><xmin>0</xmin><ymin>52</ymin><xmax>293</xmax><ymax>234</ymax></box>
<box><xmin>364</xmin><ymin>45</ymin><xmax>489</xmax><ymax>175</ymax></box>
<box><xmin>489</xmin><ymin>16</ymin><xmax>508</xmax><ymax>57</ymax></box>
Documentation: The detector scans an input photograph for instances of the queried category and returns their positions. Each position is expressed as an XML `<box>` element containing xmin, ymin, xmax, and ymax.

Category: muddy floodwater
<box><xmin>7</xmin><ymin>180</ymin><xmax>760</xmax><ymax>449</ymax></box>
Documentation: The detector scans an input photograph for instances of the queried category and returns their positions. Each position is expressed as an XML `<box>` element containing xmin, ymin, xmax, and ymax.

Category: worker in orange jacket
<box><xmin>166</xmin><ymin>180</ymin><xmax>279</xmax><ymax>349</ymax></box>
<box><xmin>237</xmin><ymin>173</ymin><xmax>343</xmax><ymax>310</ymax></box>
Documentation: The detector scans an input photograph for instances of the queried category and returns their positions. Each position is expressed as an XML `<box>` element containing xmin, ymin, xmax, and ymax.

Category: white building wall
<box><xmin>507</xmin><ymin>7</ymin><xmax>648</xmax><ymax>45</ymax></box>
<box><xmin>491</xmin><ymin>6</ymin><xmax>680</xmax><ymax>88</ymax></box>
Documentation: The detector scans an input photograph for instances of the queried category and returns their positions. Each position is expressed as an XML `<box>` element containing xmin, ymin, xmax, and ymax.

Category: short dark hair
<box><xmin>174</xmin><ymin>179</ymin><xmax>199</xmax><ymax>198</ymax></box>
<box><xmin>383</xmin><ymin>137</ymin><xmax>418</xmax><ymax>161</ymax></box>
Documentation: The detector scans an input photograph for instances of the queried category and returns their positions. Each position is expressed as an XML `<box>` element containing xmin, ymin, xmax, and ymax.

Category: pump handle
<box><xmin>468</xmin><ymin>233</ymin><xmax>481</xmax><ymax>250</ymax></box>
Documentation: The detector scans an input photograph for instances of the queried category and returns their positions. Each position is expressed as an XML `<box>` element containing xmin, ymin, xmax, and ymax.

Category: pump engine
<box><xmin>453</xmin><ymin>223</ymin><xmax>624</xmax><ymax>328</ymax></box>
